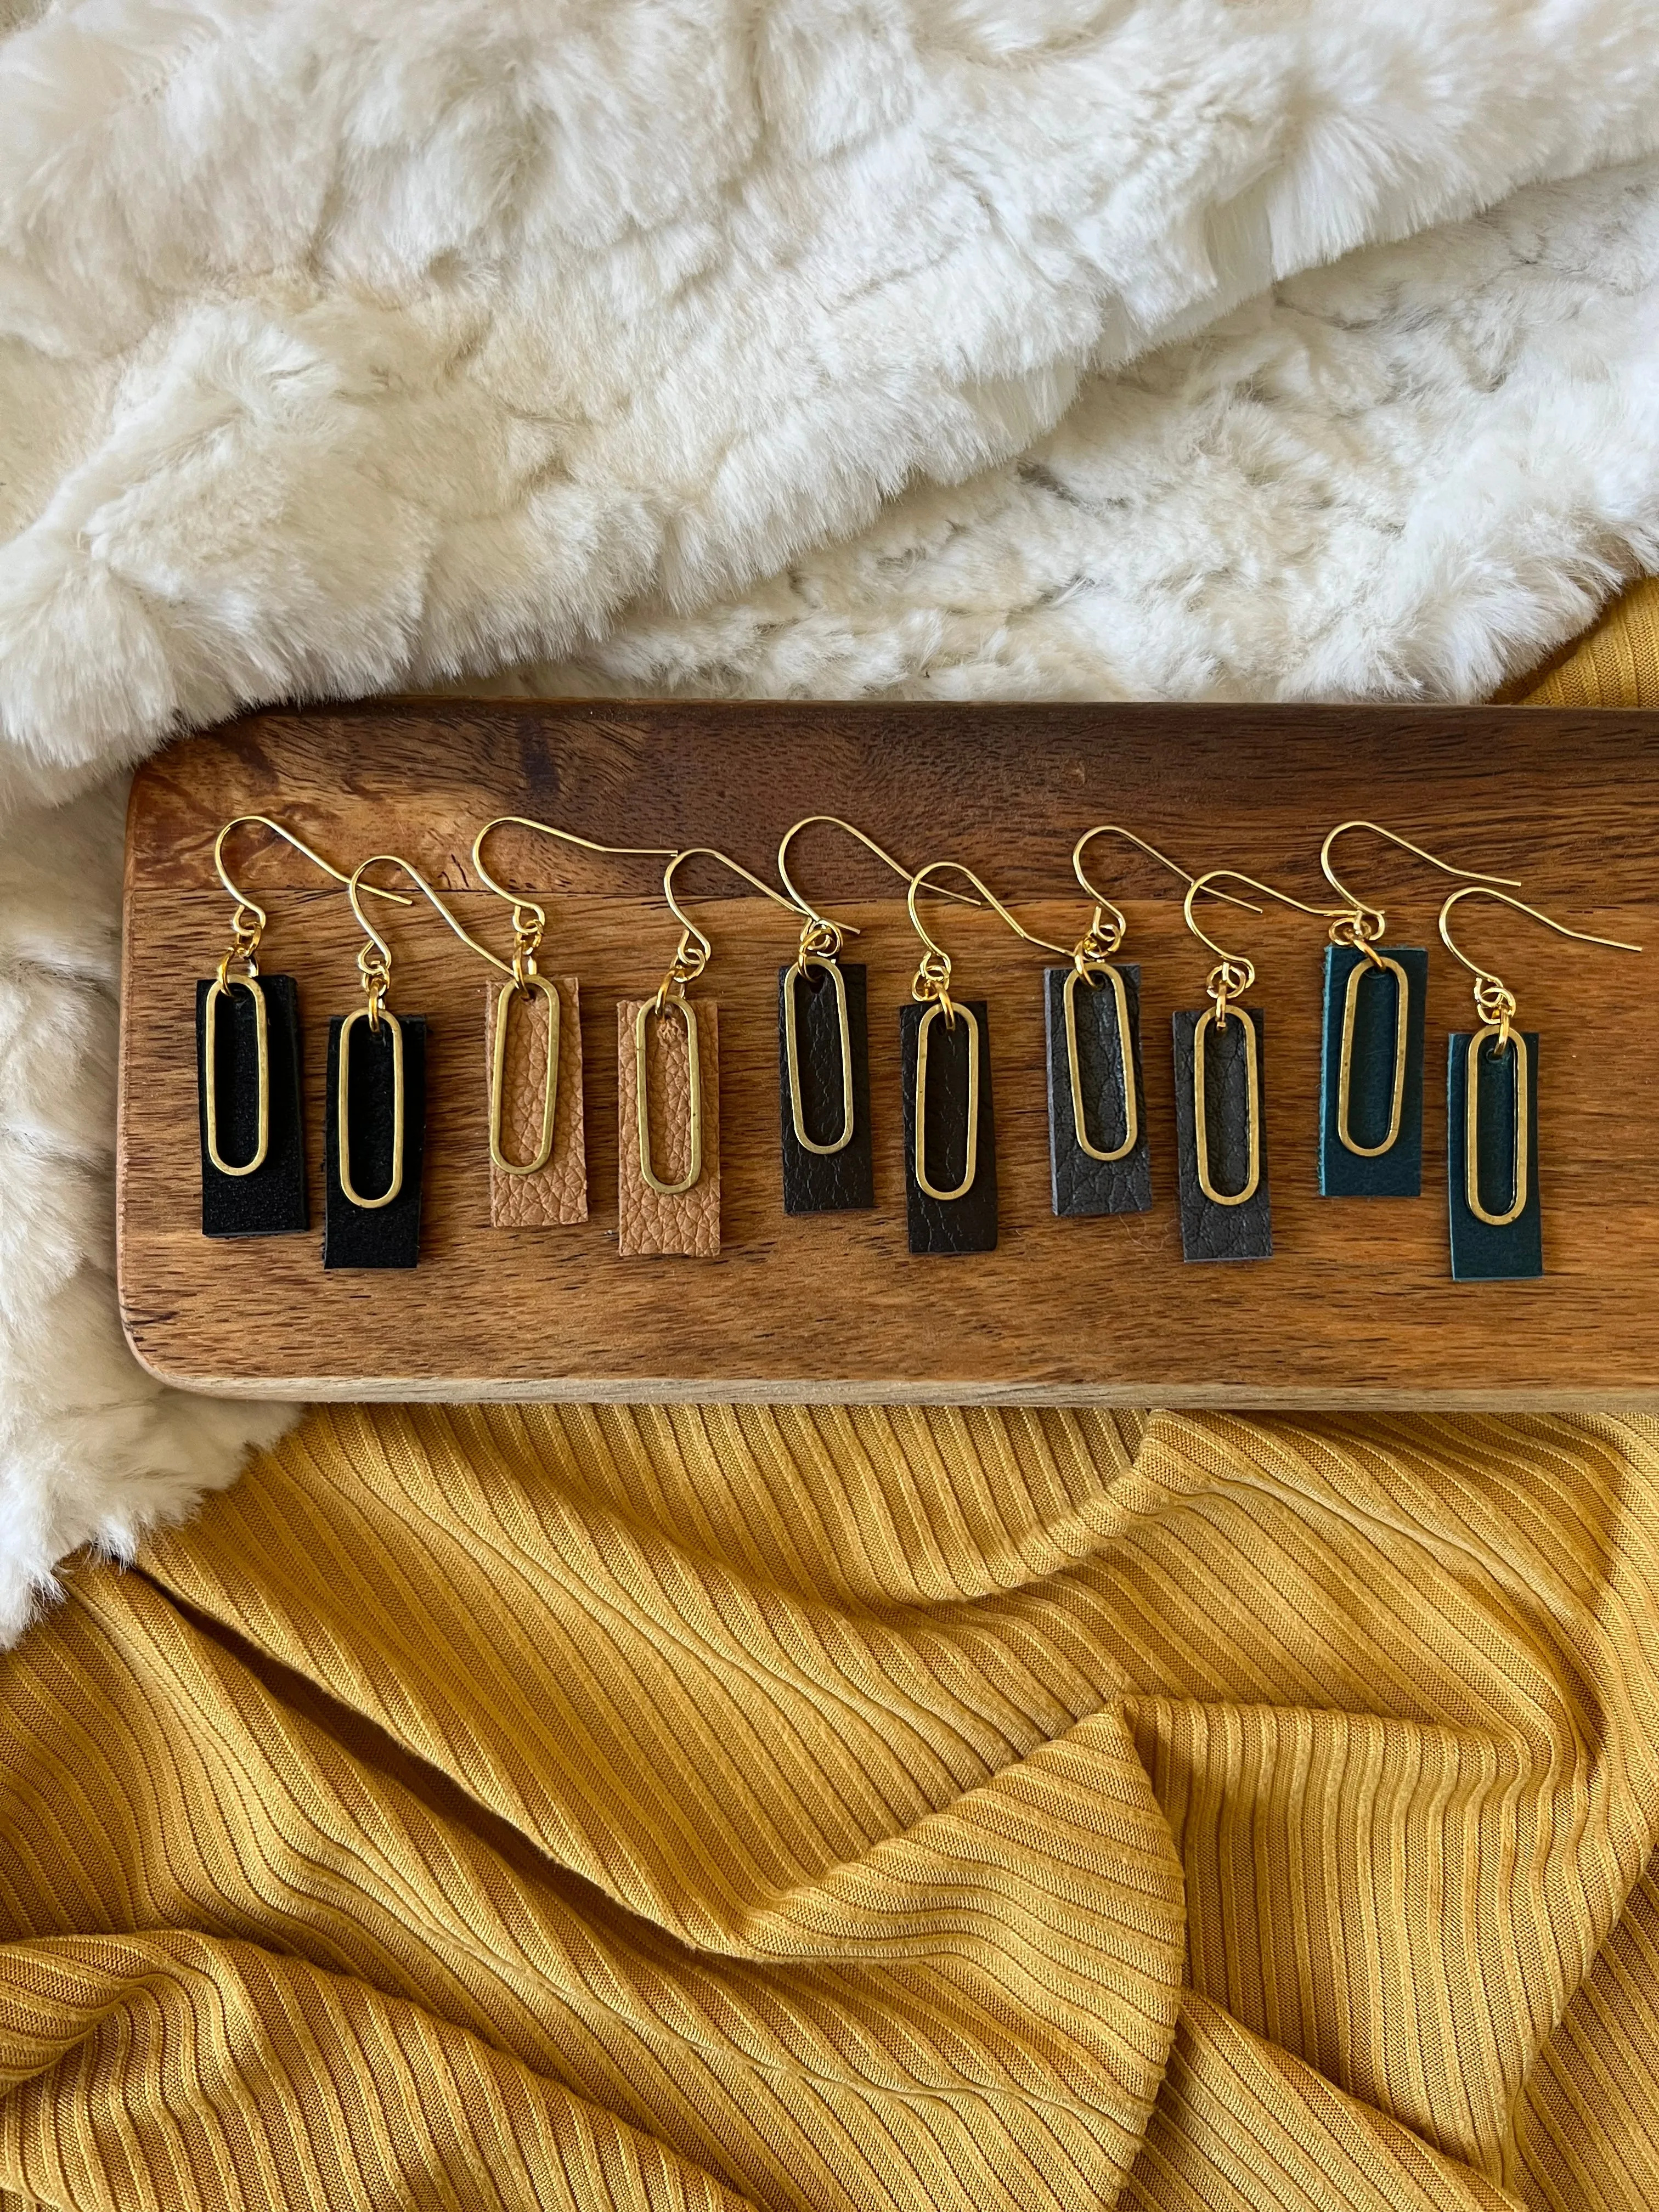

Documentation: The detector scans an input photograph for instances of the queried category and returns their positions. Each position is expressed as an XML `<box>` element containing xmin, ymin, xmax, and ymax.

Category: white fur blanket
<box><xmin>3</xmin><ymin>0</ymin><xmax>1658</xmax><ymax>1641</ymax></box>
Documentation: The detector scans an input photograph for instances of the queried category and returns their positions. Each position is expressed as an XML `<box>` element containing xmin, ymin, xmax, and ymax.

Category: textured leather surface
<box><xmin>195</xmin><ymin>973</ymin><xmax>308</xmax><ymax>1237</ymax></box>
<box><xmin>899</xmin><ymin>999</ymin><xmax>997</xmax><ymax>1255</ymax></box>
<box><xmin>323</xmin><ymin>1014</ymin><xmax>427</xmax><ymax>1270</ymax></box>
<box><xmin>1447</xmin><ymin>1029</ymin><xmax>1543</xmax><ymax>1280</ymax></box>
<box><xmin>1318</xmin><ymin>945</ymin><xmax>1427</xmax><ymax>1198</ymax></box>
<box><xmin>485</xmin><ymin>977</ymin><xmax>588</xmax><ymax>1227</ymax></box>
<box><xmin>778</xmin><ymin>961</ymin><xmax>874</xmax><ymax>1214</ymax></box>
<box><xmin>617</xmin><ymin>998</ymin><xmax>720</xmax><ymax>1259</ymax></box>
<box><xmin>1171</xmin><ymin>1006</ymin><xmax>1273</xmax><ymax>1262</ymax></box>
<box><xmin>1042</xmin><ymin>964</ymin><xmax>1152</xmax><ymax>1218</ymax></box>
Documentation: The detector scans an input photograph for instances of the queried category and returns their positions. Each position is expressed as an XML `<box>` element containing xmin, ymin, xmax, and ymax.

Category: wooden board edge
<box><xmin>106</xmin><ymin>1352</ymin><xmax>1659</xmax><ymax>1413</ymax></box>
<box><xmin>114</xmin><ymin>770</ymin><xmax>148</xmax><ymax>1326</ymax></box>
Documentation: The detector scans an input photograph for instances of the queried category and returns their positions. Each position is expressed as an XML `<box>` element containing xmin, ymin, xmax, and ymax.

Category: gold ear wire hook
<box><xmin>1438</xmin><ymin>883</ymin><xmax>1641</xmax><ymax>1048</ymax></box>
<box><xmin>348</xmin><ymin>852</ymin><xmax>512</xmax><ymax>1032</ymax></box>
<box><xmin>471</xmin><ymin>816</ymin><xmax>679</xmax><ymax>988</ymax></box>
<box><xmin>1071</xmin><ymin>824</ymin><xmax>1259</xmax><ymax>958</ymax></box>
<box><xmin>656</xmin><ymin>846</ymin><xmax>806</xmax><ymax>1007</ymax></box>
<box><xmin>627</xmin><ymin>847</ymin><xmax>803</xmax><ymax>1201</ymax></box>
<box><xmin>1321</xmin><ymin>820</ymin><xmax>1521</xmax><ymax>963</ymax></box>
<box><xmin>905</xmin><ymin>860</ymin><xmax>1073</xmax><ymax>1029</ymax></box>
<box><xmin>213</xmin><ymin>814</ymin><xmax>411</xmax><ymax>976</ymax></box>
<box><xmin>776</xmin><ymin>814</ymin><xmax>979</xmax><ymax>963</ymax></box>
<box><xmin>1182</xmin><ymin>868</ymin><xmax>1350</xmax><ymax>1023</ymax></box>
<box><xmin>1176</xmin><ymin>868</ymin><xmax>1345</xmax><ymax>1215</ymax></box>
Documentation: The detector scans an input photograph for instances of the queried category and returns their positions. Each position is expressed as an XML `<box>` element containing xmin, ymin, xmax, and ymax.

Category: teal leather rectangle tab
<box><xmin>1447</xmin><ymin>1029</ymin><xmax>1542</xmax><ymax>1281</ymax></box>
<box><xmin>1318</xmin><ymin>944</ymin><xmax>1427</xmax><ymax>1198</ymax></box>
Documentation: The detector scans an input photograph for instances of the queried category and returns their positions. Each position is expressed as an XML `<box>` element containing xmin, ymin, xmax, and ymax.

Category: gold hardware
<box><xmin>204</xmin><ymin>817</ymin><xmax>409</xmax><ymax>1180</ymax></box>
<box><xmin>905</xmin><ymin>859</ymin><xmax>1071</xmax><ymax>1015</ymax></box>
<box><xmin>657</xmin><ymin>844</ymin><xmax>804</xmax><ymax>1002</ymax></box>
<box><xmin>471</xmin><ymin>817</ymin><xmax>679</xmax><ymax>981</ymax></box>
<box><xmin>1066</xmin><ymin>828</ymin><xmax>1254</xmax><ymax>1163</ymax></box>
<box><xmin>340</xmin><ymin>855</ymin><xmax>509</xmax><ymax>1206</ymax></box>
<box><xmin>336</xmin><ymin>1007</ymin><xmax>405</xmax><ymax>1209</ymax></box>
<box><xmin>1320</xmin><ymin>822</ymin><xmax>1518</xmax><ymax>1158</ymax></box>
<box><xmin>1193</xmin><ymin>1003</ymin><xmax>1261</xmax><ymax>1207</ymax></box>
<box><xmin>1437</xmin><ymin>884</ymin><xmax>1641</xmax><ymax>1224</ymax></box>
<box><xmin>1071</xmin><ymin>825</ymin><xmax>1257</xmax><ymax>959</ymax></box>
<box><xmin>1321</xmin><ymin>820</ymin><xmax>1520</xmax><ymax>960</ymax></box>
<box><xmin>635</xmin><ymin>846</ymin><xmax>804</xmax><ymax>1194</ymax></box>
<box><xmin>915</xmin><ymin>999</ymin><xmax>980</xmax><ymax>1201</ymax></box>
<box><xmin>781</xmin><ymin>816</ymin><xmax>977</xmax><ymax>1150</ymax></box>
<box><xmin>1182</xmin><ymin>868</ymin><xmax>1349</xmax><ymax>1023</ymax></box>
<box><xmin>1180</xmin><ymin>867</ymin><xmax>1348</xmax><ymax>1204</ymax></box>
<box><xmin>1464</xmin><ymin>1026</ymin><xmax>1530</xmax><ymax>1227</ymax></box>
<box><xmin>783</xmin><ymin>957</ymin><xmax>853</xmax><ymax>1154</ymax></box>
<box><xmin>777</xmin><ymin>815</ymin><xmax>979</xmax><ymax>961</ymax></box>
<box><xmin>202</xmin><ymin>974</ymin><xmax>269</xmax><ymax>1176</ymax></box>
<box><xmin>1334</xmin><ymin>956</ymin><xmax>1409</xmax><ymax>1159</ymax></box>
<box><xmin>904</xmin><ymin>859</ymin><xmax>1069</xmax><ymax>1200</ymax></box>
<box><xmin>489</xmin><ymin>976</ymin><xmax>560</xmax><ymax>1176</ymax></box>
<box><xmin>213</xmin><ymin>814</ymin><xmax>412</xmax><ymax>975</ymax></box>
<box><xmin>1063</xmin><ymin>963</ymin><xmax>1136</xmax><ymax>1161</ymax></box>
<box><xmin>635</xmin><ymin>996</ymin><xmax>704</xmax><ymax>1196</ymax></box>
<box><xmin>775</xmin><ymin>816</ymin><xmax>976</xmax><ymax>1158</ymax></box>
<box><xmin>471</xmin><ymin>817</ymin><xmax>679</xmax><ymax>1182</ymax></box>
<box><xmin>347</xmin><ymin>853</ymin><xmax>509</xmax><ymax>1002</ymax></box>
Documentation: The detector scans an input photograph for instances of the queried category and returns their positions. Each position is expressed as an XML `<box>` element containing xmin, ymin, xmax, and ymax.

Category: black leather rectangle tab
<box><xmin>323</xmin><ymin>1014</ymin><xmax>427</xmax><ymax>1270</ymax></box>
<box><xmin>1447</xmin><ymin>1030</ymin><xmax>1542</xmax><ymax>1281</ymax></box>
<box><xmin>1171</xmin><ymin>1006</ymin><xmax>1273</xmax><ymax>1262</ymax></box>
<box><xmin>778</xmin><ymin>961</ymin><xmax>874</xmax><ymax>1212</ymax></box>
<box><xmin>195</xmin><ymin>974</ymin><xmax>308</xmax><ymax>1238</ymax></box>
<box><xmin>1318</xmin><ymin>944</ymin><xmax>1428</xmax><ymax>1198</ymax></box>
<box><xmin>1043</xmin><ymin>963</ymin><xmax>1152</xmax><ymax>1217</ymax></box>
<box><xmin>899</xmin><ymin>1000</ymin><xmax>997</xmax><ymax>1254</ymax></box>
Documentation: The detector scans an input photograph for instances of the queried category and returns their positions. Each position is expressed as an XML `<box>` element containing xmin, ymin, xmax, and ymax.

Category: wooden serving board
<box><xmin>120</xmin><ymin>701</ymin><xmax>1658</xmax><ymax>1407</ymax></box>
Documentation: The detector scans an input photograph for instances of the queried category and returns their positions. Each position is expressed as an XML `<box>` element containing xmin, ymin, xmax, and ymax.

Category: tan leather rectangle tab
<box><xmin>485</xmin><ymin>976</ymin><xmax>588</xmax><ymax>1227</ymax></box>
<box><xmin>616</xmin><ymin>997</ymin><xmax>720</xmax><ymax>1258</ymax></box>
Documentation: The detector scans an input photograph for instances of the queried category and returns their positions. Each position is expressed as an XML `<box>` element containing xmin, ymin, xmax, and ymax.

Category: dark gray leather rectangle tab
<box><xmin>1171</xmin><ymin>1006</ymin><xmax>1273</xmax><ymax>1262</ymax></box>
<box><xmin>778</xmin><ymin>961</ymin><xmax>874</xmax><ymax>1212</ymax></box>
<box><xmin>1318</xmin><ymin>944</ymin><xmax>1427</xmax><ymax>1197</ymax></box>
<box><xmin>1447</xmin><ymin>1029</ymin><xmax>1542</xmax><ymax>1280</ymax></box>
<box><xmin>899</xmin><ymin>999</ymin><xmax>996</xmax><ymax>1254</ymax></box>
<box><xmin>323</xmin><ymin>1014</ymin><xmax>427</xmax><ymax>1270</ymax></box>
<box><xmin>195</xmin><ymin>974</ymin><xmax>308</xmax><ymax>1238</ymax></box>
<box><xmin>1043</xmin><ymin>963</ymin><xmax>1152</xmax><ymax>1217</ymax></box>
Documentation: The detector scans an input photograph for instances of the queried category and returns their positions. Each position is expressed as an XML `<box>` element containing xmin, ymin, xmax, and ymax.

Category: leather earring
<box><xmin>470</xmin><ymin>817</ymin><xmax>676</xmax><ymax>1229</ymax></box>
<box><xmin>324</xmin><ymin>854</ymin><xmax>499</xmax><ymax>1271</ymax></box>
<box><xmin>196</xmin><ymin>816</ymin><xmax>409</xmax><ymax>1239</ymax></box>
<box><xmin>1438</xmin><ymin>885</ymin><xmax>1640</xmax><ymax>1282</ymax></box>
<box><xmin>1172</xmin><ymin>868</ymin><xmax>1347</xmax><ymax>1263</ymax></box>
<box><xmin>1050</xmin><ymin>827</ymin><xmax>1246</xmax><ymax>1219</ymax></box>
<box><xmin>901</xmin><ymin>860</ymin><xmax>1072</xmax><ymax>1256</ymax></box>
<box><xmin>1316</xmin><ymin>821</ymin><xmax>1517</xmax><ymax>1199</ymax></box>
<box><xmin>620</xmin><ymin>845</ymin><xmax>800</xmax><ymax>1259</ymax></box>
<box><xmin>772</xmin><ymin>815</ymin><xmax>976</xmax><ymax>1215</ymax></box>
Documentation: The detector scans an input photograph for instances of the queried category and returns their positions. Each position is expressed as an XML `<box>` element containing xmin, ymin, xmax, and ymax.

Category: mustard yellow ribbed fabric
<box><xmin>4</xmin><ymin>1404</ymin><xmax>1659</xmax><ymax>2212</ymax></box>
<box><xmin>3</xmin><ymin>584</ymin><xmax>1659</xmax><ymax>2212</ymax></box>
<box><xmin>1517</xmin><ymin>575</ymin><xmax>1659</xmax><ymax>708</ymax></box>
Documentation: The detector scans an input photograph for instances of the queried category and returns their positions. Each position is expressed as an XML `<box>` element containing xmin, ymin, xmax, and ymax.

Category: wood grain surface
<box><xmin>120</xmin><ymin>699</ymin><xmax>1658</xmax><ymax>1406</ymax></box>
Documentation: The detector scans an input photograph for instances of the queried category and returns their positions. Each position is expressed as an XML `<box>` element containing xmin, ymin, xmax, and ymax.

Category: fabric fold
<box><xmin>3</xmin><ymin>1401</ymin><xmax>1658</xmax><ymax>2204</ymax></box>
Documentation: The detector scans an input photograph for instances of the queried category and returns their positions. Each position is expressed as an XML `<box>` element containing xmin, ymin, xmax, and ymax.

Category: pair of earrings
<box><xmin>195</xmin><ymin>817</ymin><xmax>425</xmax><ymax>1262</ymax></box>
<box><xmin>1307</xmin><ymin>822</ymin><xmax>1640</xmax><ymax>1278</ymax></box>
<box><xmin>472</xmin><ymin>819</ymin><xmax>818</xmax><ymax>1259</ymax></box>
